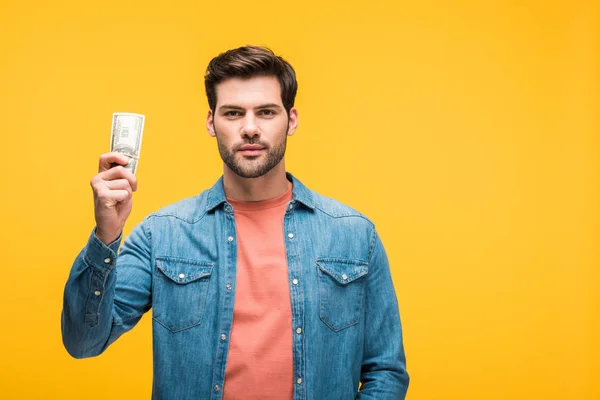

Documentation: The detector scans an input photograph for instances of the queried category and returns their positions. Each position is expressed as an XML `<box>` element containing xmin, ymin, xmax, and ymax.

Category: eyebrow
<box><xmin>218</xmin><ymin>103</ymin><xmax>283</xmax><ymax>111</ymax></box>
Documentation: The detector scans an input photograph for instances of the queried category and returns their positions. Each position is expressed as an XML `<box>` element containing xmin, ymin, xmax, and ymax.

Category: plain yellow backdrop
<box><xmin>0</xmin><ymin>0</ymin><xmax>597</xmax><ymax>399</ymax></box>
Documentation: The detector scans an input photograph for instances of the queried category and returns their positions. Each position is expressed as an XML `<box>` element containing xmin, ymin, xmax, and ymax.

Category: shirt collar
<box><xmin>205</xmin><ymin>172</ymin><xmax>315</xmax><ymax>213</ymax></box>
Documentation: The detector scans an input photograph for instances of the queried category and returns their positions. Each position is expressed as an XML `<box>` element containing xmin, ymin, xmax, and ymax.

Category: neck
<box><xmin>223</xmin><ymin>161</ymin><xmax>291</xmax><ymax>202</ymax></box>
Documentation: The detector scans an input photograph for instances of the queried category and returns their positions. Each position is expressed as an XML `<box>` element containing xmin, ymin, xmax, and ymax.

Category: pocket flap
<box><xmin>155</xmin><ymin>257</ymin><xmax>214</xmax><ymax>284</ymax></box>
<box><xmin>316</xmin><ymin>258</ymin><xmax>368</xmax><ymax>285</ymax></box>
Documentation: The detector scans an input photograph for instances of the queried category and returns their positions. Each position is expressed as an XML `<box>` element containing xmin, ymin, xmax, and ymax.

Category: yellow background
<box><xmin>0</xmin><ymin>0</ymin><xmax>597</xmax><ymax>398</ymax></box>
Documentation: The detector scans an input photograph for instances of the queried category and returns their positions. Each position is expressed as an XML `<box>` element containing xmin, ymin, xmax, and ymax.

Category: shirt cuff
<box><xmin>83</xmin><ymin>227</ymin><xmax>123</xmax><ymax>274</ymax></box>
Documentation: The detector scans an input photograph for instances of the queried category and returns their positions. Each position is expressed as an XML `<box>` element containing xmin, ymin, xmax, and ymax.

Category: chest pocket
<box><xmin>316</xmin><ymin>258</ymin><xmax>368</xmax><ymax>332</ymax></box>
<box><xmin>153</xmin><ymin>257</ymin><xmax>214</xmax><ymax>333</ymax></box>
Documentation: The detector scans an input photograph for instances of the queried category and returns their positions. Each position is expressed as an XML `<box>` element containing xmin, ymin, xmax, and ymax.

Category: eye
<box><xmin>260</xmin><ymin>109</ymin><xmax>276</xmax><ymax>116</ymax></box>
<box><xmin>224</xmin><ymin>111</ymin><xmax>242</xmax><ymax>117</ymax></box>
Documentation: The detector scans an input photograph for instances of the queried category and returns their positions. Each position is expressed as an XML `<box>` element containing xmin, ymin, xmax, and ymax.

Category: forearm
<box><xmin>61</xmin><ymin>229</ymin><xmax>122</xmax><ymax>358</ymax></box>
<box><xmin>357</xmin><ymin>313</ymin><xmax>409</xmax><ymax>399</ymax></box>
<box><xmin>357</xmin><ymin>367</ymin><xmax>409</xmax><ymax>399</ymax></box>
<box><xmin>357</xmin><ymin>228</ymin><xmax>410</xmax><ymax>398</ymax></box>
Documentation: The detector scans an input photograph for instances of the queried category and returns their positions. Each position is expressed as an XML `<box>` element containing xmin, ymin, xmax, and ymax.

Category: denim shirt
<box><xmin>61</xmin><ymin>172</ymin><xmax>409</xmax><ymax>399</ymax></box>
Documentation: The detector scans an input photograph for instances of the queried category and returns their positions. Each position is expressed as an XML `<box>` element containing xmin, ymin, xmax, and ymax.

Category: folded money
<box><xmin>110</xmin><ymin>112</ymin><xmax>145</xmax><ymax>174</ymax></box>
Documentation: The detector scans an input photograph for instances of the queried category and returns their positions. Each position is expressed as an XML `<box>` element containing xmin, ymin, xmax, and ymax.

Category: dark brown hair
<box><xmin>204</xmin><ymin>45</ymin><xmax>298</xmax><ymax>115</ymax></box>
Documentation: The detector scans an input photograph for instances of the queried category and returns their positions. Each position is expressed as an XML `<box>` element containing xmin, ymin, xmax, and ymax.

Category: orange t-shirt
<box><xmin>222</xmin><ymin>181</ymin><xmax>294</xmax><ymax>400</ymax></box>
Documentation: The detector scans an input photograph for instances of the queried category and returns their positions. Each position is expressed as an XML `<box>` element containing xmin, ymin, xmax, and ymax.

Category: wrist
<box><xmin>95</xmin><ymin>227</ymin><xmax>121</xmax><ymax>245</ymax></box>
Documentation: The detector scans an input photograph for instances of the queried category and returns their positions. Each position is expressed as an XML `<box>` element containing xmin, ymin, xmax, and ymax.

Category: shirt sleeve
<box><xmin>61</xmin><ymin>218</ymin><xmax>153</xmax><ymax>358</ymax></box>
<box><xmin>357</xmin><ymin>228</ymin><xmax>410</xmax><ymax>399</ymax></box>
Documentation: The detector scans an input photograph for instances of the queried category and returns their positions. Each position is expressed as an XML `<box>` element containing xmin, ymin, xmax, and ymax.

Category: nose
<box><xmin>240</xmin><ymin>113</ymin><xmax>260</xmax><ymax>139</ymax></box>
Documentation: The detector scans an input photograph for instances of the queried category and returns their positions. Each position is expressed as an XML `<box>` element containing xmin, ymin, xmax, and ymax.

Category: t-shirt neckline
<box><xmin>226</xmin><ymin>180</ymin><xmax>293</xmax><ymax>211</ymax></box>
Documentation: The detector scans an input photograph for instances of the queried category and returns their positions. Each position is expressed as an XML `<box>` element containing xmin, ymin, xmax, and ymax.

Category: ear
<box><xmin>287</xmin><ymin>107</ymin><xmax>298</xmax><ymax>136</ymax></box>
<box><xmin>206</xmin><ymin>109</ymin><xmax>216</xmax><ymax>137</ymax></box>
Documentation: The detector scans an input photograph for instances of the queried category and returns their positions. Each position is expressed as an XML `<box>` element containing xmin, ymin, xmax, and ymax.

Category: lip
<box><xmin>238</xmin><ymin>144</ymin><xmax>265</xmax><ymax>156</ymax></box>
<box><xmin>239</xmin><ymin>145</ymin><xmax>265</xmax><ymax>151</ymax></box>
<box><xmin>239</xmin><ymin>149</ymin><xmax>265</xmax><ymax>156</ymax></box>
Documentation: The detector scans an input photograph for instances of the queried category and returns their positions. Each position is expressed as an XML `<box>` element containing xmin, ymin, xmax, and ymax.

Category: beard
<box><xmin>214</xmin><ymin>120</ymin><xmax>289</xmax><ymax>179</ymax></box>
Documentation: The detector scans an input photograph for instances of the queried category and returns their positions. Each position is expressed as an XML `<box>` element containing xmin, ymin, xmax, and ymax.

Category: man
<box><xmin>61</xmin><ymin>45</ymin><xmax>409</xmax><ymax>399</ymax></box>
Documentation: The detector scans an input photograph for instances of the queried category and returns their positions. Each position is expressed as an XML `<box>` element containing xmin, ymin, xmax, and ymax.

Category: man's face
<box><xmin>206</xmin><ymin>75</ymin><xmax>298</xmax><ymax>179</ymax></box>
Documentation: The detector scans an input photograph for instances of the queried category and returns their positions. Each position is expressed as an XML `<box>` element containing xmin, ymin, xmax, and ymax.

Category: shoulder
<box><xmin>310</xmin><ymin>190</ymin><xmax>375</xmax><ymax>228</ymax></box>
<box><xmin>147</xmin><ymin>190</ymin><xmax>209</xmax><ymax>224</ymax></box>
<box><xmin>305</xmin><ymin>188</ymin><xmax>379</xmax><ymax>261</ymax></box>
<box><xmin>290</xmin><ymin>172</ymin><xmax>375</xmax><ymax>228</ymax></box>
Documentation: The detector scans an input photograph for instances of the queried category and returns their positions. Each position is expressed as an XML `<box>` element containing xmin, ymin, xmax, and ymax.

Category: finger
<box><xmin>109</xmin><ymin>189</ymin><xmax>131</xmax><ymax>203</ymax></box>
<box><xmin>96</xmin><ymin>166</ymin><xmax>138</xmax><ymax>191</ymax></box>
<box><xmin>99</xmin><ymin>152</ymin><xmax>131</xmax><ymax>172</ymax></box>
<box><xmin>95</xmin><ymin>184</ymin><xmax>130</xmax><ymax>199</ymax></box>
<box><xmin>103</xmin><ymin>179</ymin><xmax>133</xmax><ymax>191</ymax></box>
<box><xmin>92</xmin><ymin>182</ymin><xmax>131</xmax><ymax>201</ymax></box>
<box><xmin>93</xmin><ymin>186</ymin><xmax>132</xmax><ymax>207</ymax></box>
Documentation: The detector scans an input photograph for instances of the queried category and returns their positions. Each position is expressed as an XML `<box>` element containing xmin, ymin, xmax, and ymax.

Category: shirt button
<box><xmin>227</xmin><ymin>236</ymin><xmax>234</xmax><ymax>242</ymax></box>
<box><xmin>297</xmin><ymin>378</ymin><xmax>303</xmax><ymax>384</ymax></box>
<box><xmin>94</xmin><ymin>290</ymin><xmax>101</xmax><ymax>296</ymax></box>
<box><xmin>288</xmin><ymin>233</ymin><xmax>294</xmax><ymax>238</ymax></box>
<box><xmin>214</xmin><ymin>385</ymin><xmax>220</xmax><ymax>391</ymax></box>
<box><xmin>103</xmin><ymin>257</ymin><xmax>111</xmax><ymax>264</ymax></box>
<box><xmin>288</xmin><ymin>204</ymin><xmax>293</xmax><ymax>210</ymax></box>
<box><xmin>296</xmin><ymin>327</ymin><xmax>302</xmax><ymax>334</ymax></box>
<box><xmin>292</xmin><ymin>279</ymin><xmax>298</xmax><ymax>285</ymax></box>
<box><xmin>342</xmin><ymin>273</ymin><xmax>348</xmax><ymax>280</ymax></box>
<box><xmin>226</xmin><ymin>284</ymin><xmax>233</xmax><ymax>290</ymax></box>
<box><xmin>179</xmin><ymin>273</ymin><xmax>185</xmax><ymax>279</ymax></box>
<box><xmin>220</xmin><ymin>334</ymin><xmax>227</xmax><ymax>341</ymax></box>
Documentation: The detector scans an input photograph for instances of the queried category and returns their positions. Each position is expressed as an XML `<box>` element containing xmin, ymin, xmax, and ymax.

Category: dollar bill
<box><xmin>110</xmin><ymin>112</ymin><xmax>145</xmax><ymax>174</ymax></box>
